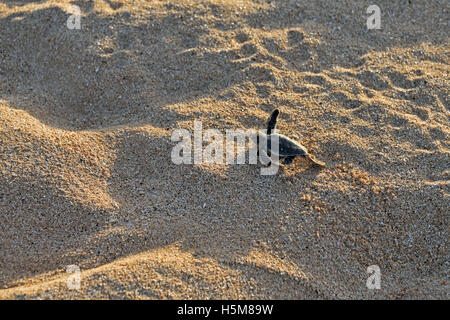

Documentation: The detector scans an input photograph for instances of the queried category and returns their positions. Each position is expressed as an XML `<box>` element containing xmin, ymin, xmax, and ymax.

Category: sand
<box><xmin>0</xmin><ymin>0</ymin><xmax>448</xmax><ymax>299</ymax></box>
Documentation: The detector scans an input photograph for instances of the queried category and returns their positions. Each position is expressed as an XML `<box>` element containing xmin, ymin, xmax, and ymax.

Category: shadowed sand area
<box><xmin>0</xmin><ymin>0</ymin><xmax>448</xmax><ymax>299</ymax></box>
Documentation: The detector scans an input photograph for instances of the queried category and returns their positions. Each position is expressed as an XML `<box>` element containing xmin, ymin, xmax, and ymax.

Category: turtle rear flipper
<box><xmin>282</xmin><ymin>156</ymin><xmax>295</xmax><ymax>165</ymax></box>
<box><xmin>267</xmin><ymin>109</ymin><xmax>279</xmax><ymax>135</ymax></box>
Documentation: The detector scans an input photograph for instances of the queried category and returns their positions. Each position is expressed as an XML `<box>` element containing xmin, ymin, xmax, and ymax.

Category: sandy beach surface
<box><xmin>0</xmin><ymin>0</ymin><xmax>448</xmax><ymax>299</ymax></box>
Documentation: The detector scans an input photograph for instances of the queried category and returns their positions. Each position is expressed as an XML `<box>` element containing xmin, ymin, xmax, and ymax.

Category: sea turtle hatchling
<box><xmin>257</xmin><ymin>109</ymin><xmax>325</xmax><ymax>167</ymax></box>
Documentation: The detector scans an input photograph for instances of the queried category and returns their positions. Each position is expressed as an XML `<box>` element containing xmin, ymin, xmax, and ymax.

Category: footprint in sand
<box><xmin>409</xmin><ymin>107</ymin><xmax>430</xmax><ymax>121</ymax></box>
<box><xmin>354</xmin><ymin>71</ymin><xmax>391</xmax><ymax>91</ymax></box>
<box><xmin>235</xmin><ymin>32</ymin><xmax>250</xmax><ymax>44</ymax></box>
<box><xmin>387</xmin><ymin>71</ymin><xmax>428</xmax><ymax>90</ymax></box>
<box><xmin>240</xmin><ymin>43</ymin><xmax>258</xmax><ymax>57</ymax></box>
<box><xmin>400</xmin><ymin>89</ymin><xmax>436</xmax><ymax>107</ymax></box>
<box><xmin>105</xmin><ymin>0</ymin><xmax>124</xmax><ymax>10</ymax></box>
<box><xmin>329</xmin><ymin>91</ymin><xmax>363</xmax><ymax>110</ymax></box>
<box><xmin>303</xmin><ymin>74</ymin><xmax>329</xmax><ymax>87</ymax></box>
<box><xmin>261</xmin><ymin>30</ymin><xmax>311</xmax><ymax>69</ymax></box>
<box><xmin>352</xmin><ymin>103</ymin><xmax>387</xmax><ymax>123</ymax></box>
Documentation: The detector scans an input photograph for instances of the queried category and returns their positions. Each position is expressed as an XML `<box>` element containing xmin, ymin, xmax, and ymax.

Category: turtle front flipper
<box><xmin>267</xmin><ymin>109</ymin><xmax>279</xmax><ymax>135</ymax></box>
<box><xmin>306</xmin><ymin>154</ymin><xmax>325</xmax><ymax>167</ymax></box>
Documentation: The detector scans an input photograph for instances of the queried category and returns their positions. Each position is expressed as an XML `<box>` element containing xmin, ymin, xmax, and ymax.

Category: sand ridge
<box><xmin>0</xmin><ymin>0</ymin><xmax>448</xmax><ymax>299</ymax></box>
